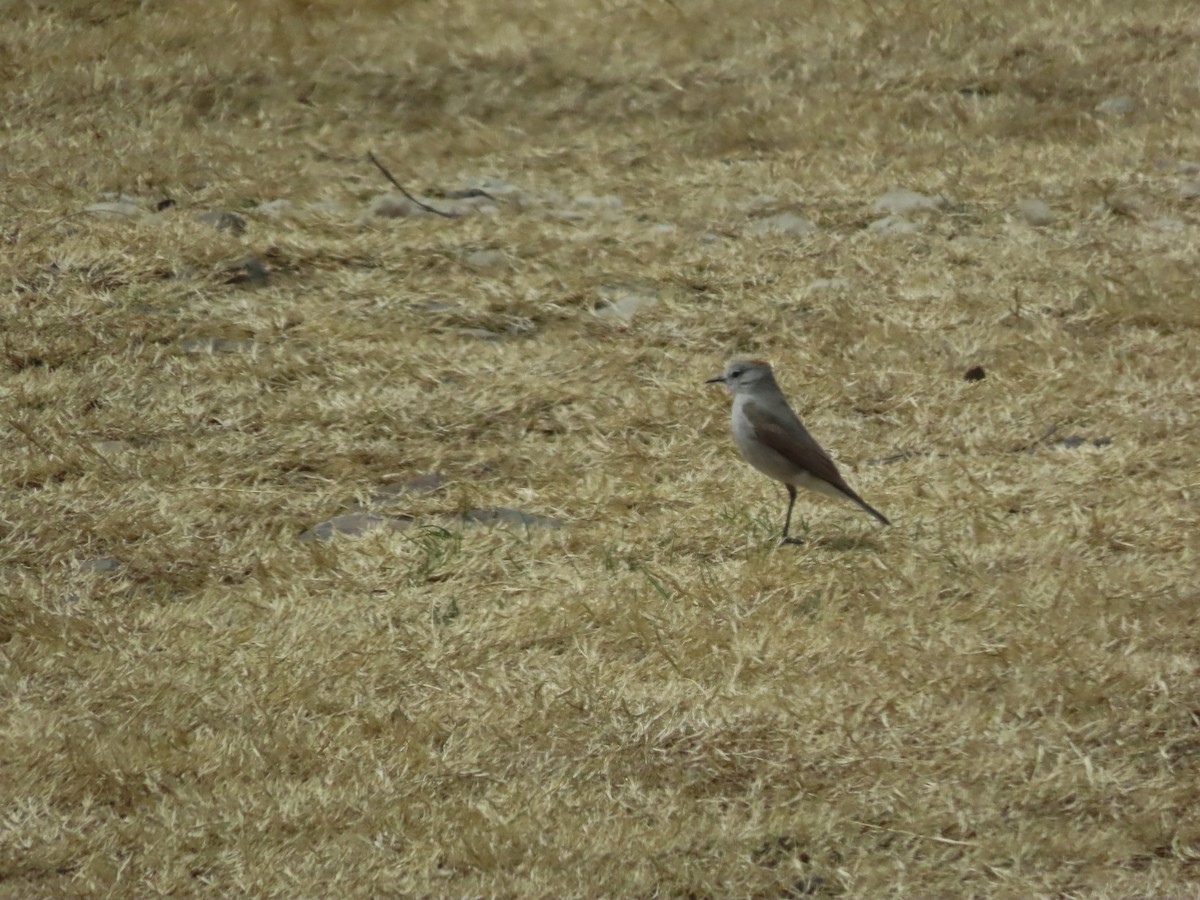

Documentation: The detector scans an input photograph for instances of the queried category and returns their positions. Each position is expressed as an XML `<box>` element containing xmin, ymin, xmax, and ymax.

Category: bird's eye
<box><xmin>729</xmin><ymin>369</ymin><xmax>743</xmax><ymax>379</ymax></box>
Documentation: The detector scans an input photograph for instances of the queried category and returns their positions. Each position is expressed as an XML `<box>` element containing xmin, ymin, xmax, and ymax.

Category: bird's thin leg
<box><xmin>781</xmin><ymin>484</ymin><xmax>799</xmax><ymax>544</ymax></box>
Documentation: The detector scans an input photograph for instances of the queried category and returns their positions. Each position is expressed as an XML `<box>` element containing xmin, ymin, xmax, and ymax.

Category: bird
<box><xmin>706</xmin><ymin>358</ymin><xmax>890</xmax><ymax>542</ymax></box>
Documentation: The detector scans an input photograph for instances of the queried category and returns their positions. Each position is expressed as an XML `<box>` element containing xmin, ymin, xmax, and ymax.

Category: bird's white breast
<box><xmin>731</xmin><ymin>395</ymin><xmax>799</xmax><ymax>484</ymax></box>
<box><xmin>730</xmin><ymin>395</ymin><xmax>850</xmax><ymax>503</ymax></box>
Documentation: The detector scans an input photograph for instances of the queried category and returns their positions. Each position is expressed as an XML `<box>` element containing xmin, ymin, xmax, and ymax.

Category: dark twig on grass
<box><xmin>19</xmin><ymin>210</ymin><xmax>119</xmax><ymax>246</ymax></box>
<box><xmin>9</xmin><ymin>418</ymin><xmax>128</xmax><ymax>479</ymax></box>
<box><xmin>850</xmin><ymin>819</ymin><xmax>978</xmax><ymax>848</ymax></box>
<box><xmin>367</xmin><ymin>152</ymin><xmax>457</xmax><ymax>219</ymax></box>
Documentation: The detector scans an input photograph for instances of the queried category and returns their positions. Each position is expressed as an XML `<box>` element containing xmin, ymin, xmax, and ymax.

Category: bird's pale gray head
<box><xmin>705</xmin><ymin>358</ymin><xmax>776</xmax><ymax>395</ymax></box>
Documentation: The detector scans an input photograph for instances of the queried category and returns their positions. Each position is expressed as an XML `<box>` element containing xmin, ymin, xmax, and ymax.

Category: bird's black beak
<box><xmin>704</xmin><ymin>375</ymin><xmax>725</xmax><ymax>384</ymax></box>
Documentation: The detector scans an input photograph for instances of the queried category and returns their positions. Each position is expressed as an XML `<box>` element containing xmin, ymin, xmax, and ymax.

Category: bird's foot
<box><xmin>780</xmin><ymin>536</ymin><xmax>806</xmax><ymax>546</ymax></box>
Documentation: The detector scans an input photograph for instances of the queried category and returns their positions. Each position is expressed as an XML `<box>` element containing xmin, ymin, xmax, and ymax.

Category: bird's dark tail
<box><xmin>837</xmin><ymin>483</ymin><xmax>891</xmax><ymax>526</ymax></box>
<box><xmin>856</xmin><ymin>498</ymin><xmax>891</xmax><ymax>526</ymax></box>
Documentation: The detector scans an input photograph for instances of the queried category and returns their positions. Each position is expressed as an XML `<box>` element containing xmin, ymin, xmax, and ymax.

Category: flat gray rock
<box><xmin>595</xmin><ymin>284</ymin><xmax>659</xmax><ymax>321</ymax></box>
<box><xmin>94</xmin><ymin>440</ymin><xmax>133</xmax><ymax>455</ymax></box>
<box><xmin>79</xmin><ymin>557</ymin><xmax>122</xmax><ymax>572</ymax></box>
<box><xmin>463</xmin><ymin>249</ymin><xmax>505</xmax><ymax>272</ymax></box>
<box><xmin>255</xmin><ymin>199</ymin><xmax>293</xmax><ymax>218</ymax></box>
<box><xmin>299</xmin><ymin>512</ymin><xmax>414</xmax><ymax>542</ymax></box>
<box><xmin>394</xmin><ymin>473</ymin><xmax>446</xmax><ymax>494</ymax></box>
<box><xmin>179</xmin><ymin>337</ymin><xmax>256</xmax><ymax>353</ymax></box>
<box><xmin>351</xmin><ymin>474</ymin><xmax>448</xmax><ymax>511</ymax></box>
<box><xmin>462</xmin><ymin>507</ymin><xmax>562</xmax><ymax>529</ymax></box>
<box><xmin>196</xmin><ymin>210</ymin><xmax>247</xmax><ymax>234</ymax></box>
<box><xmin>463</xmin><ymin>177</ymin><xmax>521</xmax><ymax>197</ymax></box>
<box><xmin>1103</xmin><ymin>191</ymin><xmax>1148</xmax><ymax>218</ymax></box>
<box><xmin>867</xmin><ymin>215</ymin><xmax>920</xmax><ymax>235</ymax></box>
<box><xmin>1094</xmin><ymin>95</ymin><xmax>1134</xmax><ymax>117</ymax></box>
<box><xmin>873</xmin><ymin>188</ymin><xmax>949</xmax><ymax>215</ymax></box>
<box><xmin>574</xmin><ymin>193</ymin><xmax>623</xmax><ymax>211</ymax></box>
<box><xmin>86</xmin><ymin>200</ymin><xmax>141</xmax><ymax>218</ymax></box>
<box><xmin>366</xmin><ymin>192</ymin><xmax>428</xmax><ymax>218</ymax></box>
<box><xmin>1017</xmin><ymin>198</ymin><xmax>1055</xmax><ymax>227</ymax></box>
<box><xmin>749</xmin><ymin>211</ymin><xmax>817</xmax><ymax>236</ymax></box>
<box><xmin>809</xmin><ymin>278</ymin><xmax>849</xmax><ymax>292</ymax></box>
<box><xmin>219</xmin><ymin>256</ymin><xmax>269</xmax><ymax>285</ymax></box>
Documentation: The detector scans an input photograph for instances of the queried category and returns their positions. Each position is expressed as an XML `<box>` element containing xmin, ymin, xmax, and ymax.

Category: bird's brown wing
<box><xmin>744</xmin><ymin>400</ymin><xmax>858</xmax><ymax>497</ymax></box>
<box><xmin>745</xmin><ymin>400</ymin><xmax>891</xmax><ymax>525</ymax></box>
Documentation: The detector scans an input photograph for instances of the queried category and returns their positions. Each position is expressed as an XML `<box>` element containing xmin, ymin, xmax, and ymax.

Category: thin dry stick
<box><xmin>367</xmin><ymin>152</ymin><xmax>457</xmax><ymax>219</ymax></box>
<box><xmin>10</xmin><ymin>418</ymin><xmax>127</xmax><ymax>479</ymax></box>
<box><xmin>19</xmin><ymin>210</ymin><xmax>127</xmax><ymax>246</ymax></box>
<box><xmin>850</xmin><ymin>819</ymin><xmax>978</xmax><ymax>847</ymax></box>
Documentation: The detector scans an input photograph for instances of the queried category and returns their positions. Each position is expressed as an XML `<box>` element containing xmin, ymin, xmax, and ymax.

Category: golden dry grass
<box><xmin>3</xmin><ymin>0</ymin><xmax>1200</xmax><ymax>896</ymax></box>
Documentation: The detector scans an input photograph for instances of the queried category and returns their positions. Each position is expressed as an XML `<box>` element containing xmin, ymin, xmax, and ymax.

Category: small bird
<box><xmin>706</xmin><ymin>358</ymin><xmax>890</xmax><ymax>542</ymax></box>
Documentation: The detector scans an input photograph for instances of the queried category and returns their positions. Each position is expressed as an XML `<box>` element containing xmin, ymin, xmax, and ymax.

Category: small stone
<box><xmin>1179</xmin><ymin>182</ymin><xmax>1200</xmax><ymax>200</ymax></box>
<box><xmin>1148</xmin><ymin>217</ymin><xmax>1186</xmax><ymax>231</ymax></box>
<box><xmin>94</xmin><ymin>440</ymin><xmax>133</xmax><ymax>455</ymax></box>
<box><xmin>873</xmin><ymin>188</ymin><xmax>949</xmax><ymax>215</ymax></box>
<box><xmin>79</xmin><ymin>557</ymin><xmax>122</xmax><ymax>572</ymax></box>
<box><xmin>463</xmin><ymin>249</ymin><xmax>505</xmax><ymax>272</ymax></box>
<box><xmin>447</xmin><ymin>189</ymin><xmax>489</xmax><ymax>200</ymax></box>
<box><xmin>867</xmin><ymin>215</ymin><xmax>920</xmax><ymax>235</ymax></box>
<box><xmin>355</xmin><ymin>474</ymin><xmax>448</xmax><ymax>510</ymax></box>
<box><xmin>1017</xmin><ymin>198</ymin><xmax>1055</xmax><ymax>227</ymax></box>
<box><xmin>299</xmin><ymin>512</ymin><xmax>413</xmax><ymax>542</ymax></box>
<box><xmin>1051</xmin><ymin>435</ymin><xmax>1113</xmax><ymax>451</ymax></box>
<box><xmin>462</xmin><ymin>507</ymin><xmax>562</xmax><ymax>529</ymax></box>
<box><xmin>367</xmin><ymin>193</ymin><xmax>423</xmax><ymax>218</ymax></box>
<box><xmin>595</xmin><ymin>284</ymin><xmax>659</xmax><ymax>321</ymax></box>
<box><xmin>219</xmin><ymin>256</ymin><xmax>269</xmax><ymax>285</ymax></box>
<box><xmin>180</xmin><ymin>337</ymin><xmax>256</xmax><ymax>353</ymax></box>
<box><xmin>649</xmin><ymin>223</ymin><xmax>677</xmax><ymax>235</ymax></box>
<box><xmin>440</xmin><ymin>193</ymin><xmax>496</xmax><ymax>214</ymax></box>
<box><xmin>749</xmin><ymin>211</ymin><xmax>817</xmax><ymax>237</ymax></box>
<box><xmin>196</xmin><ymin>210</ymin><xmax>246</xmax><ymax>234</ymax></box>
<box><xmin>255</xmin><ymin>199</ymin><xmax>293</xmax><ymax>218</ymax></box>
<box><xmin>698</xmin><ymin>232</ymin><xmax>723</xmax><ymax>244</ymax></box>
<box><xmin>1179</xmin><ymin>162</ymin><xmax>1200</xmax><ymax>176</ymax></box>
<box><xmin>574</xmin><ymin>194</ymin><xmax>623</xmax><ymax>211</ymax></box>
<box><xmin>1104</xmin><ymin>192</ymin><xmax>1148</xmax><ymax>218</ymax></box>
<box><xmin>398</xmin><ymin>473</ymin><xmax>446</xmax><ymax>494</ymax></box>
<box><xmin>1094</xmin><ymin>95</ymin><xmax>1134</xmax><ymax>117</ymax></box>
<box><xmin>459</xmin><ymin>328</ymin><xmax>502</xmax><ymax>341</ymax></box>
<box><xmin>85</xmin><ymin>200</ymin><xmax>141</xmax><ymax>218</ymax></box>
<box><xmin>462</xmin><ymin>178</ymin><xmax>521</xmax><ymax>197</ymax></box>
<box><xmin>808</xmin><ymin>278</ymin><xmax>849</xmax><ymax>292</ymax></box>
<box><xmin>964</xmin><ymin>365</ymin><xmax>986</xmax><ymax>382</ymax></box>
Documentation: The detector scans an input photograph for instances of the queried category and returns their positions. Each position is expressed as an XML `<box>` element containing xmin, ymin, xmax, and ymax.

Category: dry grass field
<box><xmin>3</xmin><ymin>0</ymin><xmax>1200</xmax><ymax>896</ymax></box>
